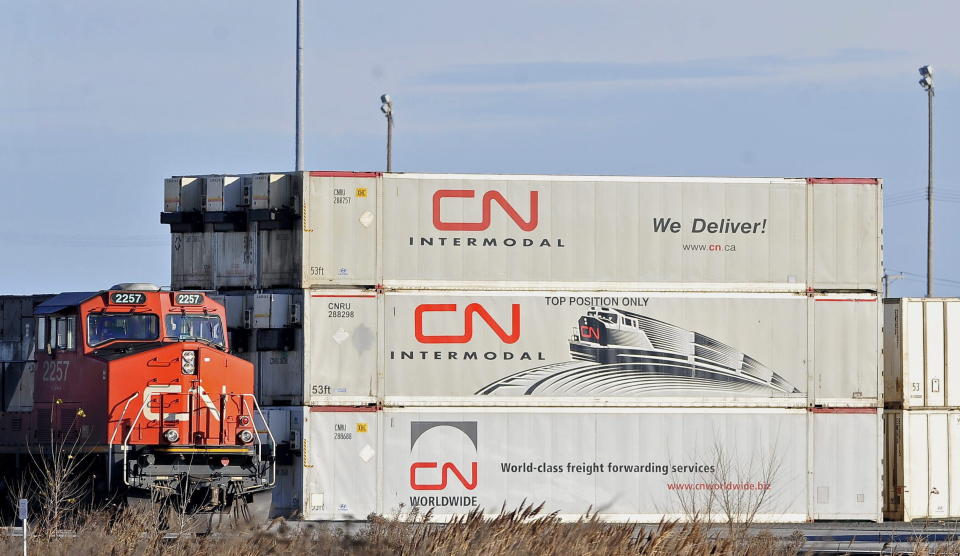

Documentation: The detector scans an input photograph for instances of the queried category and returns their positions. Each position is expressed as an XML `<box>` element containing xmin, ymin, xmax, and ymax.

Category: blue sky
<box><xmin>1</xmin><ymin>1</ymin><xmax>958</xmax><ymax>295</ymax></box>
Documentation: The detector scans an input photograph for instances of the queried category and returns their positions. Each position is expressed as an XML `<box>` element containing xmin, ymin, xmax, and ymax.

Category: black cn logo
<box><xmin>409</xmin><ymin>421</ymin><xmax>478</xmax><ymax>491</ymax></box>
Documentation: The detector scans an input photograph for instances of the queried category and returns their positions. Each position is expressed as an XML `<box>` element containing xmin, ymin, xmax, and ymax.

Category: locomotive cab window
<box><xmin>165</xmin><ymin>314</ymin><xmax>225</xmax><ymax>348</ymax></box>
<box><xmin>55</xmin><ymin>316</ymin><xmax>76</xmax><ymax>350</ymax></box>
<box><xmin>36</xmin><ymin>316</ymin><xmax>76</xmax><ymax>351</ymax></box>
<box><xmin>87</xmin><ymin>313</ymin><xmax>160</xmax><ymax>346</ymax></box>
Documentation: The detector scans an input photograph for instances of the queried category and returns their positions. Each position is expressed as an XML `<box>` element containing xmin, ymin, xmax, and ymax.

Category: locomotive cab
<box><xmin>26</xmin><ymin>283</ymin><xmax>274</xmax><ymax>522</ymax></box>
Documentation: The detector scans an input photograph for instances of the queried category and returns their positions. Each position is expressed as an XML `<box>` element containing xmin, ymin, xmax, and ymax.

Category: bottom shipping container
<box><xmin>262</xmin><ymin>406</ymin><xmax>882</xmax><ymax>522</ymax></box>
<box><xmin>884</xmin><ymin>409</ymin><xmax>960</xmax><ymax>521</ymax></box>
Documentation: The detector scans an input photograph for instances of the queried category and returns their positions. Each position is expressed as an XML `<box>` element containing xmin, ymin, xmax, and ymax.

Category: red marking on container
<box><xmin>309</xmin><ymin>406</ymin><xmax>379</xmax><ymax>412</ymax></box>
<box><xmin>806</xmin><ymin>178</ymin><xmax>879</xmax><ymax>185</ymax></box>
<box><xmin>309</xmin><ymin>171</ymin><xmax>381</xmax><ymax>177</ymax></box>
<box><xmin>814</xmin><ymin>298</ymin><xmax>877</xmax><ymax>302</ymax></box>
<box><xmin>809</xmin><ymin>407</ymin><xmax>877</xmax><ymax>414</ymax></box>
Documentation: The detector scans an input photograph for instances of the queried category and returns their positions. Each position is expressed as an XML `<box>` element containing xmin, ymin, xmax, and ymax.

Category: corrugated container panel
<box><xmin>259</xmin><ymin>229</ymin><xmax>302</xmax><ymax>289</ymax></box>
<box><xmin>213</xmin><ymin>230</ymin><xmax>258</xmax><ymax>288</ymax></box>
<box><xmin>300</xmin><ymin>406</ymin><xmax>379</xmax><ymax>520</ymax></box>
<box><xmin>255</xmin><ymin>407</ymin><xmax>302</xmax><ymax>517</ymax></box>
<box><xmin>2</xmin><ymin>361</ymin><xmax>35</xmax><ymax>412</ymax></box>
<box><xmin>216</xmin><ymin>290</ymin><xmax>379</xmax><ymax>406</ymax></box>
<box><xmin>884</xmin><ymin>409</ymin><xmax>960</xmax><ymax>521</ymax></box>
<box><xmin>0</xmin><ymin>295</ymin><xmax>51</xmax><ymax>357</ymax></box>
<box><xmin>275</xmin><ymin>406</ymin><xmax>881</xmax><ymax>522</ymax></box>
<box><xmin>171</xmin><ymin>232</ymin><xmax>214</xmax><ymax>290</ymax></box>
<box><xmin>883</xmin><ymin>298</ymin><xmax>960</xmax><ymax>409</ymax></box>
<box><xmin>810</xmin><ymin>296</ymin><xmax>882</xmax><ymax>405</ymax></box>
<box><xmin>809</xmin><ymin>181</ymin><xmax>882</xmax><ymax>291</ymax></box>
<box><xmin>167</xmin><ymin>173</ymin><xmax>882</xmax><ymax>292</ymax></box>
<box><xmin>222</xmin><ymin>290</ymin><xmax>879</xmax><ymax>407</ymax></box>
<box><xmin>809</xmin><ymin>408</ymin><xmax>883</xmax><ymax>520</ymax></box>
<box><xmin>0</xmin><ymin>296</ymin><xmax>42</xmax><ymax>343</ymax></box>
<box><xmin>296</xmin><ymin>174</ymin><xmax>378</xmax><ymax>287</ymax></box>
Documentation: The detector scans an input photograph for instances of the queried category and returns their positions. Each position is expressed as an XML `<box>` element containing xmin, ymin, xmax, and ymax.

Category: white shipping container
<box><xmin>299</xmin><ymin>407</ymin><xmax>379</xmax><ymax>521</ymax></box>
<box><xmin>222</xmin><ymin>290</ymin><xmax>880</xmax><ymax>407</ymax></box>
<box><xmin>167</xmin><ymin>172</ymin><xmax>883</xmax><ymax>292</ymax></box>
<box><xmin>883</xmin><ymin>298</ymin><xmax>960</xmax><ymax>409</ymax></box>
<box><xmin>215</xmin><ymin>290</ymin><xmax>379</xmax><ymax>406</ymax></box>
<box><xmin>277</xmin><ymin>406</ymin><xmax>882</xmax><ymax>522</ymax></box>
<box><xmin>884</xmin><ymin>409</ymin><xmax>960</xmax><ymax>521</ymax></box>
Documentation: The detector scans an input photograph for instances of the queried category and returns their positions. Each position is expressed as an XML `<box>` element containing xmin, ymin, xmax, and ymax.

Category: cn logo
<box><xmin>410</xmin><ymin>462</ymin><xmax>478</xmax><ymax>491</ymax></box>
<box><xmin>580</xmin><ymin>325</ymin><xmax>601</xmax><ymax>341</ymax></box>
<box><xmin>415</xmin><ymin>303</ymin><xmax>520</xmax><ymax>344</ymax></box>
<box><xmin>410</xmin><ymin>421</ymin><xmax>478</xmax><ymax>491</ymax></box>
<box><xmin>432</xmin><ymin>189</ymin><xmax>538</xmax><ymax>232</ymax></box>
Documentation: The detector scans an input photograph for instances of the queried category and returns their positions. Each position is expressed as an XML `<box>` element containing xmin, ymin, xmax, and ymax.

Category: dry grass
<box><xmin>1</xmin><ymin>502</ymin><xmax>957</xmax><ymax>555</ymax></box>
<box><xmin>0</xmin><ymin>502</ymin><xmax>802</xmax><ymax>556</ymax></box>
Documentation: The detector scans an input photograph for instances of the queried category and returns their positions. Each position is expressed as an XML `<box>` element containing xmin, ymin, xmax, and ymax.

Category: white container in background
<box><xmin>884</xmin><ymin>298</ymin><xmax>960</xmax><ymax>409</ymax></box>
<box><xmin>884</xmin><ymin>409</ymin><xmax>960</xmax><ymax>521</ymax></box>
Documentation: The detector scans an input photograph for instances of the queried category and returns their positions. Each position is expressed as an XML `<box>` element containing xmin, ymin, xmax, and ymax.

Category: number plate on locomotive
<box><xmin>174</xmin><ymin>293</ymin><xmax>205</xmax><ymax>305</ymax></box>
<box><xmin>110</xmin><ymin>292</ymin><xmax>147</xmax><ymax>304</ymax></box>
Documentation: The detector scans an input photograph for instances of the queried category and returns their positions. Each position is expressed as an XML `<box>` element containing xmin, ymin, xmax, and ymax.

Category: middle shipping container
<box><xmin>216</xmin><ymin>290</ymin><xmax>881</xmax><ymax>407</ymax></box>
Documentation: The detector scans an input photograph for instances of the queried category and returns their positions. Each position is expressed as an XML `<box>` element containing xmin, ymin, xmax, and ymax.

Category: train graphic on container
<box><xmin>478</xmin><ymin>306</ymin><xmax>800</xmax><ymax>397</ymax></box>
<box><xmin>0</xmin><ymin>284</ymin><xmax>275</xmax><ymax>526</ymax></box>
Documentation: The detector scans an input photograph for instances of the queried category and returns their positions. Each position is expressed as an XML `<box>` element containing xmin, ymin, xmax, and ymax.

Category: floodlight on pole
<box><xmin>381</xmin><ymin>94</ymin><xmax>394</xmax><ymax>172</ymax></box>
<box><xmin>918</xmin><ymin>65</ymin><xmax>934</xmax><ymax>297</ymax></box>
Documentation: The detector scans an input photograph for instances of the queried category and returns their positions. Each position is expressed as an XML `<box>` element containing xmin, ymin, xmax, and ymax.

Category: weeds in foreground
<box><xmin>2</xmin><ymin>502</ymin><xmax>958</xmax><ymax>555</ymax></box>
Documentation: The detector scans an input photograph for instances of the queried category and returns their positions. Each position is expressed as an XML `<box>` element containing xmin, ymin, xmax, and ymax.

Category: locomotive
<box><xmin>477</xmin><ymin>306</ymin><xmax>800</xmax><ymax>397</ymax></box>
<box><xmin>0</xmin><ymin>284</ymin><xmax>274</xmax><ymax>523</ymax></box>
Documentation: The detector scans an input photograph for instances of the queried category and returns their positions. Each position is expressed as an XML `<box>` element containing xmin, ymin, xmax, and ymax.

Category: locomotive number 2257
<box><xmin>41</xmin><ymin>361</ymin><xmax>70</xmax><ymax>382</ymax></box>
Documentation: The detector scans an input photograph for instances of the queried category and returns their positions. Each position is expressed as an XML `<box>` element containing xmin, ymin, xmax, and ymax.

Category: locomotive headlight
<box><xmin>163</xmin><ymin>429</ymin><xmax>180</xmax><ymax>443</ymax></box>
<box><xmin>237</xmin><ymin>429</ymin><xmax>254</xmax><ymax>444</ymax></box>
<box><xmin>181</xmin><ymin>350</ymin><xmax>197</xmax><ymax>374</ymax></box>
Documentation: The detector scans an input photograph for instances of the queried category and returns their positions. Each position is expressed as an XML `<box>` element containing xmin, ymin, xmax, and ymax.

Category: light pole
<box><xmin>380</xmin><ymin>94</ymin><xmax>393</xmax><ymax>172</ymax></box>
<box><xmin>918</xmin><ymin>65</ymin><xmax>934</xmax><ymax>297</ymax></box>
<box><xmin>295</xmin><ymin>0</ymin><xmax>304</xmax><ymax>171</ymax></box>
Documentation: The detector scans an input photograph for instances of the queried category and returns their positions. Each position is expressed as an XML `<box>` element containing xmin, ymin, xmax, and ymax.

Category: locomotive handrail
<box><xmin>107</xmin><ymin>391</ymin><xmax>140</xmax><ymax>490</ymax></box>
<box><xmin>118</xmin><ymin>391</ymin><xmax>276</xmax><ymax>489</ymax></box>
<box><xmin>121</xmin><ymin>396</ymin><xmax>152</xmax><ymax>487</ymax></box>
<box><xmin>240</xmin><ymin>394</ymin><xmax>277</xmax><ymax>488</ymax></box>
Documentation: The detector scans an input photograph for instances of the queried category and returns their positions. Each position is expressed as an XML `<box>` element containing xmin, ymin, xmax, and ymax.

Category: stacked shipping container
<box><xmin>883</xmin><ymin>298</ymin><xmax>960</xmax><ymax>521</ymax></box>
<box><xmin>0</xmin><ymin>295</ymin><xmax>50</xmax><ymax>415</ymax></box>
<box><xmin>164</xmin><ymin>171</ymin><xmax>884</xmax><ymax>521</ymax></box>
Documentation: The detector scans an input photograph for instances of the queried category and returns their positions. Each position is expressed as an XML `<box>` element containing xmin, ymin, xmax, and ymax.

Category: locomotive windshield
<box><xmin>87</xmin><ymin>313</ymin><xmax>160</xmax><ymax>346</ymax></box>
<box><xmin>165</xmin><ymin>314</ymin><xmax>225</xmax><ymax>348</ymax></box>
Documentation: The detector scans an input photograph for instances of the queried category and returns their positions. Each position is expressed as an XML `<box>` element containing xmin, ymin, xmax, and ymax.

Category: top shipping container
<box><xmin>165</xmin><ymin>173</ymin><xmax>882</xmax><ymax>293</ymax></box>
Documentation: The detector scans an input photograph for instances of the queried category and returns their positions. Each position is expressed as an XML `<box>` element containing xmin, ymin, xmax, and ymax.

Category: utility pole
<box><xmin>295</xmin><ymin>0</ymin><xmax>304</xmax><ymax>171</ymax></box>
<box><xmin>919</xmin><ymin>65</ymin><xmax>934</xmax><ymax>297</ymax></box>
<box><xmin>883</xmin><ymin>273</ymin><xmax>905</xmax><ymax>297</ymax></box>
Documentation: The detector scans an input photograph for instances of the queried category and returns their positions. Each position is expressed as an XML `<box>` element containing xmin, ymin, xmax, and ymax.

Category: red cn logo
<box><xmin>410</xmin><ymin>462</ymin><xmax>478</xmax><ymax>491</ymax></box>
<box><xmin>415</xmin><ymin>303</ymin><xmax>520</xmax><ymax>344</ymax></box>
<box><xmin>432</xmin><ymin>189</ymin><xmax>539</xmax><ymax>231</ymax></box>
<box><xmin>580</xmin><ymin>325</ymin><xmax>601</xmax><ymax>341</ymax></box>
